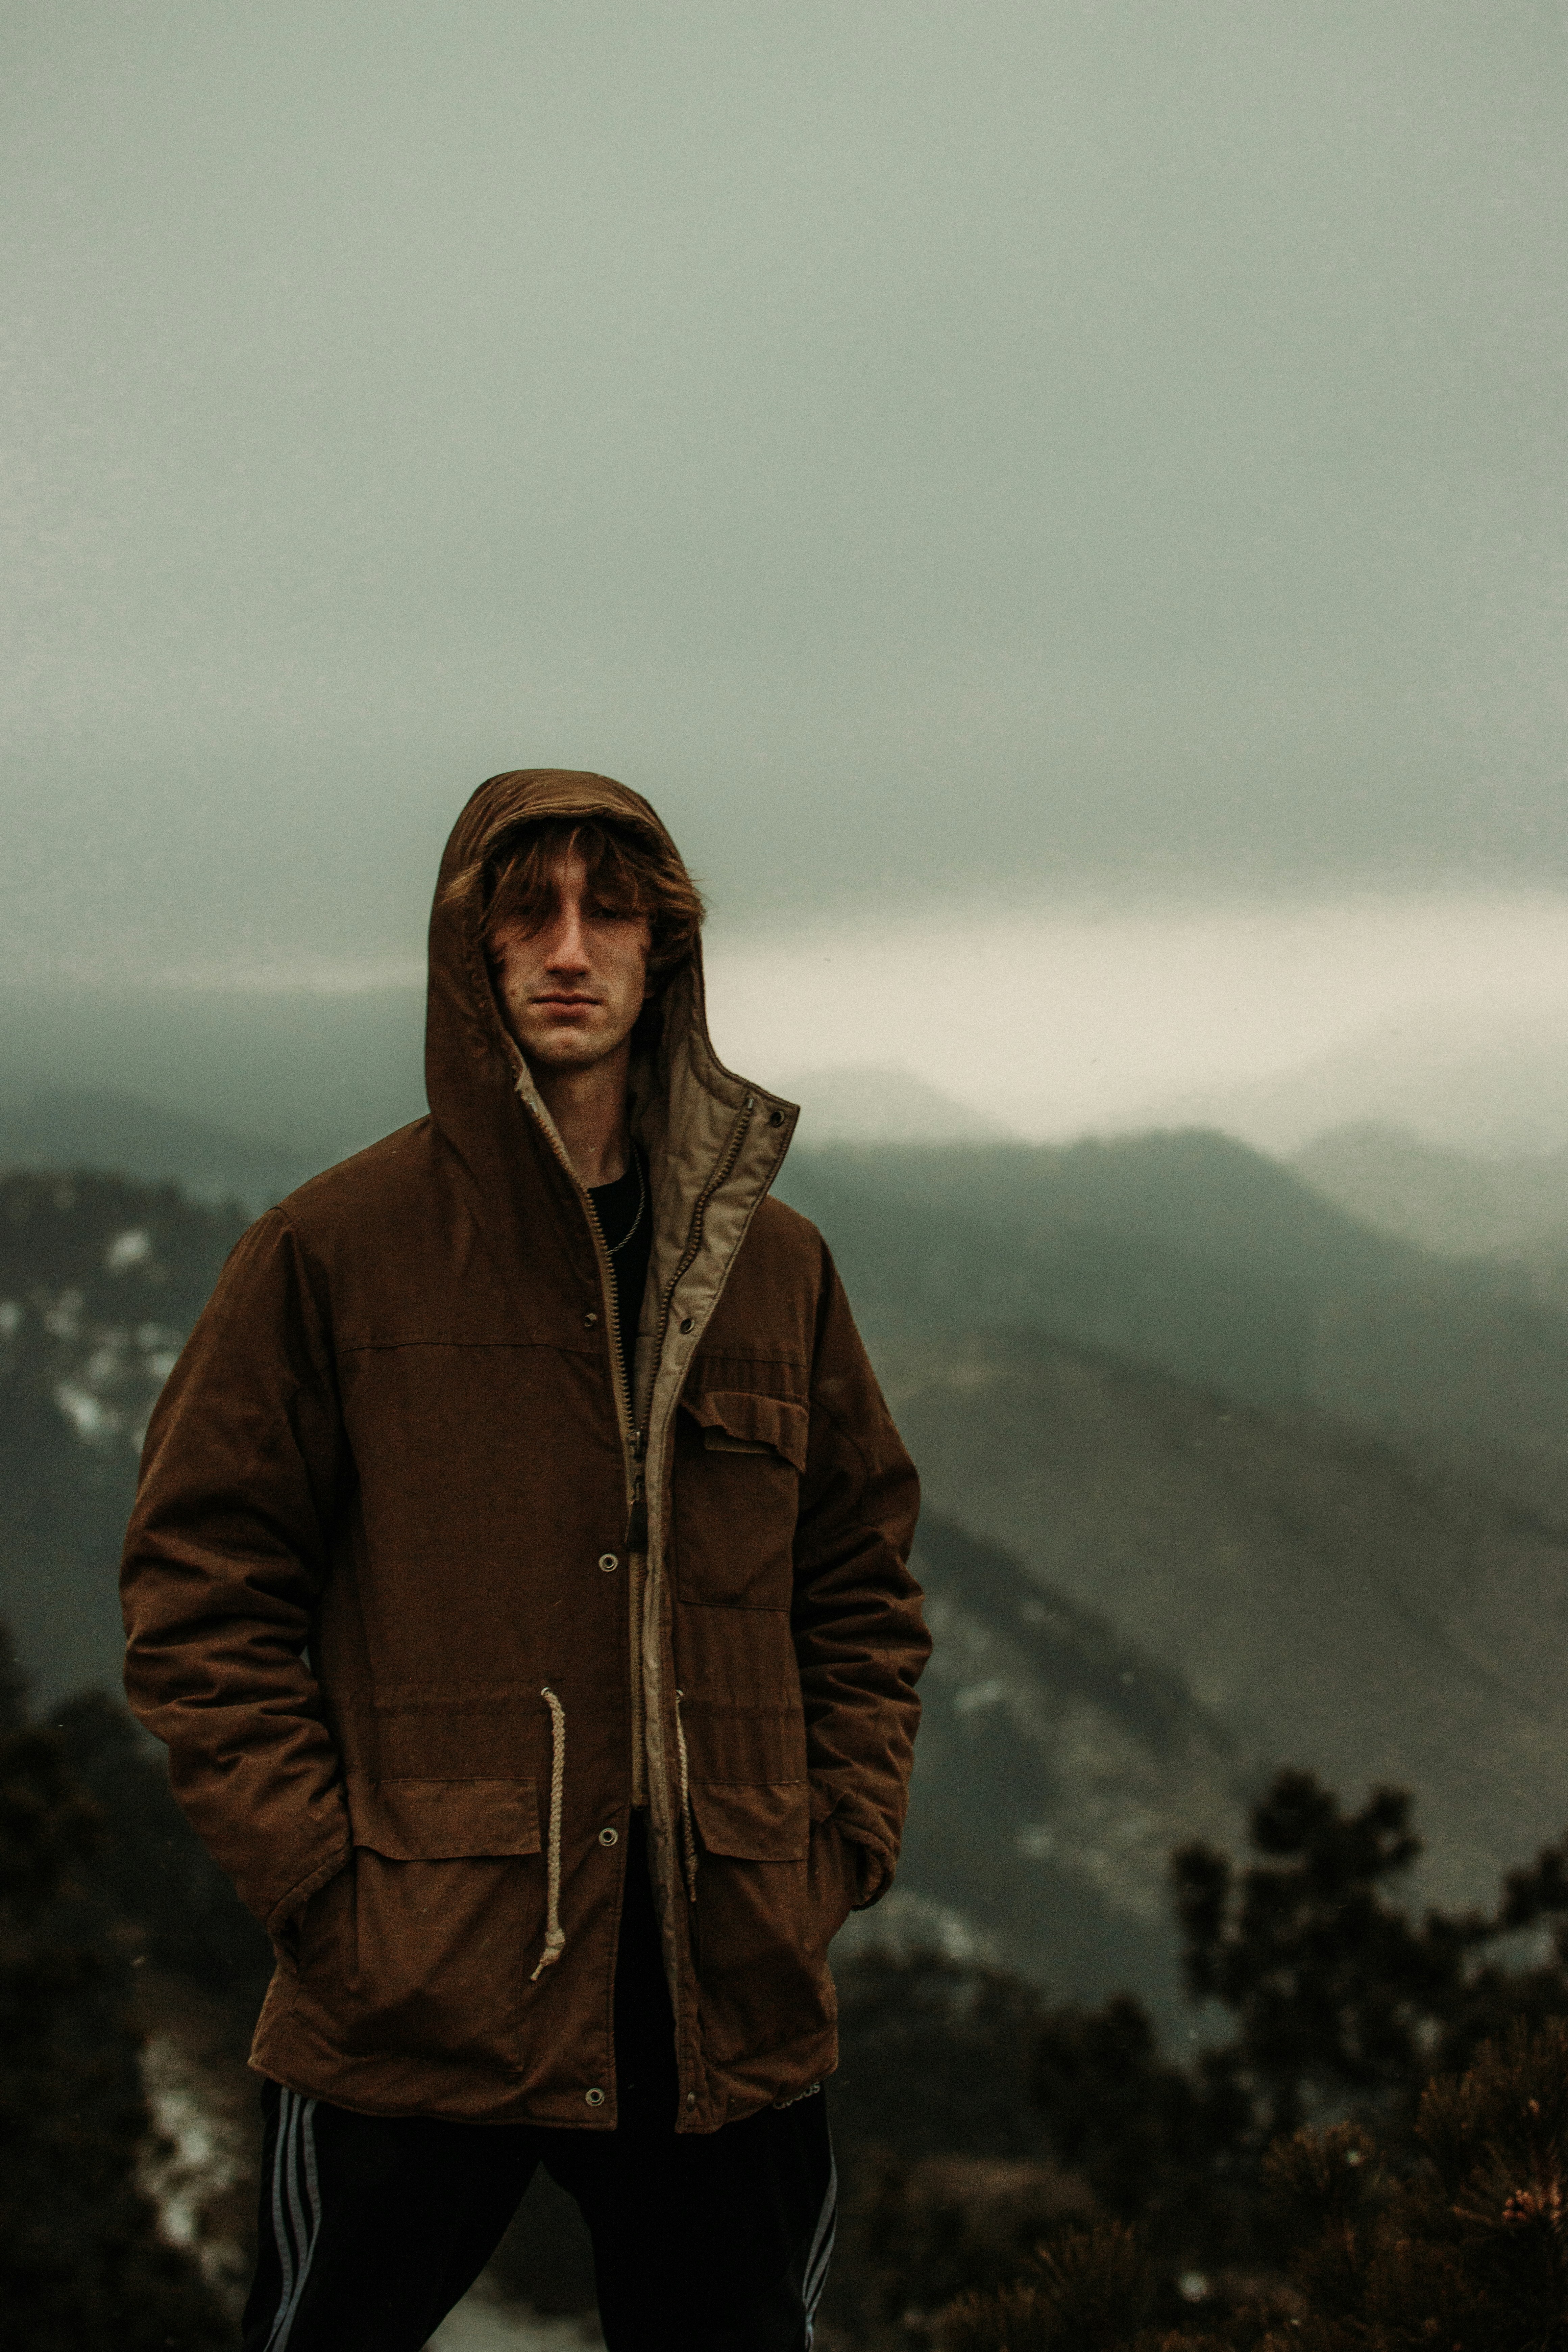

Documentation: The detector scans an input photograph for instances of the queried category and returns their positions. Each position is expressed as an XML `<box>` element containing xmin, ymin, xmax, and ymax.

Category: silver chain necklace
<box><xmin>600</xmin><ymin>1149</ymin><xmax>646</xmax><ymax>1256</ymax></box>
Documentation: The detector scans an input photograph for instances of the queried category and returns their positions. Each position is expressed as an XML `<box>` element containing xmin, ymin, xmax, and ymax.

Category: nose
<box><xmin>543</xmin><ymin>900</ymin><xmax>591</xmax><ymax>973</ymax></box>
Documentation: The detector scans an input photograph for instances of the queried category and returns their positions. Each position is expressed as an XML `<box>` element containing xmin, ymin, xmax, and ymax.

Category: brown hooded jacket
<box><xmin>121</xmin><ymin>770</ymin><xmax>927</xmax><ymax>2129</ymax></box>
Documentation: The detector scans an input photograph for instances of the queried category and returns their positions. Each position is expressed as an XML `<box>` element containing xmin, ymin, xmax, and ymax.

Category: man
<box><xmin>121</xmin><ymin>769</ymin><xmax>928</xmax><ymax>2351</ymax></box>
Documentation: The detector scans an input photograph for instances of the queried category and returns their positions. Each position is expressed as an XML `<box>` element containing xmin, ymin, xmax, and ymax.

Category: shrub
<box><xmin>0</xmin><ymin>1700</ymin><xmax>230</xmax><ymax>2348</ymax></box>
<box><xmin>1265</xmin><ymin>2018</ymin><xmax>1568</xmax><ymax>2348</ymax></box>
<box><xmin>1029</xmin><ymin>1768</ymin><xmax>1568</xmax><ymax>2273</ymax></box>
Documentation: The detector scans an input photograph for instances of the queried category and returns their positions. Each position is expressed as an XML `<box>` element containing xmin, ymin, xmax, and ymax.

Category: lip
<box><xmin>533</xmin><ymin>993</ymin><xmax>599</xmax><ymax>1008</ymax></box>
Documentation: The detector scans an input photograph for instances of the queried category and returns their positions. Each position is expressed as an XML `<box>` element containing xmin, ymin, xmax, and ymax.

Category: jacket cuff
<box><xmin>818</xmin><ymin>1803</ymin><xmax>895</xmax><ymax>1909</ymax></box>
<box><xmin>263</xmin><ymin>1845</ymin><xmax>351</xmax><ymax>1939</ymax></box>
<box><xmin>836</xmin><ymin>1823</ymin><xmax>895</xmax><ymax>1910</ymax></box>
<box><xmin>807</xmin><ymin>1779</ymin><xmax>900</xmax><ymax>1906</ymax></box>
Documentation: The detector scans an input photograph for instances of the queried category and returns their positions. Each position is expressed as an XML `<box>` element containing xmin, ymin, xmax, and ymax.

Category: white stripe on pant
<box><xmin>802</xmin><ymin>2150</ymin><xmax>837</xmax><ymax>2347</ymax></box>
<box><xmin>265</xmin><ymin>2088</ymin><xmax>324</xmax><ymax>2352</ymax></box>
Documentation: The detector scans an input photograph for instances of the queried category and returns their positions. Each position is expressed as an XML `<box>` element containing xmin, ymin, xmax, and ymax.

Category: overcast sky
<box><xmin>3</xmin><ymin>3</ymin><xmax>1566</xmax><ymax>1136</ymax></box>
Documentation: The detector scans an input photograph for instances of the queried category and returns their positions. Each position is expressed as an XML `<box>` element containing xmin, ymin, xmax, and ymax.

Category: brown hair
<box><xmin>460</xmin><ymin>818</ymin><xmax>705</xmax><ymax>979</ymax></box>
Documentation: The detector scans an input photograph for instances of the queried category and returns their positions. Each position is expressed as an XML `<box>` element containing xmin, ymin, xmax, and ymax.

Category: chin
<box><xmin>524</xmin><ymin>1034</ymin><xmax>610</xmax><ymax>1071</ymax></box>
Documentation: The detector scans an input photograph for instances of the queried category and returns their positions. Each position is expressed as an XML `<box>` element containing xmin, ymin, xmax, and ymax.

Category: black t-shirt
<box><xmin>587</xmin><ymin>1148</ymin><xmax>652</xmax><ymax>1412</ymax></box>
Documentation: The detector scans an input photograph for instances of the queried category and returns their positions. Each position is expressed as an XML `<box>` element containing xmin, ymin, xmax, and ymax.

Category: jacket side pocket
<box><xmin>293</xmin><ymin>1777</ymin><xmax>541</xmax><ymax>2071</ymax></box>
<box><xmin>688</xmin><ymin>1779</ymin><xmax>840</xmax><ymax>2062</ymax></box>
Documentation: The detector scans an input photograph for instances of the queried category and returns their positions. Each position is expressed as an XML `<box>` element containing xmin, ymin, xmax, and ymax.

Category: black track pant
<box><xmin>241</xmin><ymin>1826</ymin><xmax>836</xmax><ymax>2352</ymax></box>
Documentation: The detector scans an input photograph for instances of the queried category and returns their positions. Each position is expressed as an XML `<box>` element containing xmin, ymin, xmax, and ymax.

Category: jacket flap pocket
<box><xmin>689</xmin><ymin>1779</ymin><xmax>809</xmax><ymax>1861</ymax></box>
<box><xmin>348</xmin><ymin>1777</ymin><xmax>540</xmax><ymax>1860</ymax></box>
<box><xmin>683</xmin><ymin>1391</ymin><xmax>809</xmax><ymax>1474</ymax></box>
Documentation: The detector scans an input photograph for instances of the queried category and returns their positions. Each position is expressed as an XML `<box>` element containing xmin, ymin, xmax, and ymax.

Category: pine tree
<box><xmin>936</xmin><ymin>1779</ymin><xmax>1568</xmax><ymax>2352</ymax></box>
<box><xmin>1028</xmin><ymin>1767</ymin><xmax>1568</xmax><ymax>2274</ymax></box>
<box><xmin>934</xmin><ymin>2221</ymin><xmax>1157</xmax><ymax>2352</ymax></box>
<box><xmin>1266</xmin><ymin>2018</ymin><xmax>1568</xmax><ymax>2349</ymax></box>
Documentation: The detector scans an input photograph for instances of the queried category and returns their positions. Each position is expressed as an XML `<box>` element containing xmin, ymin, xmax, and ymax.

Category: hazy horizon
<box><xmin>5</xmin><ymin>878</ymin><xmax>1568</xmax><ymax>1160</ymax></box>
<box><xmin>5</xmin><ymin>4</ymin><xmax>1566</xmax><ymax>1154</ymax></box>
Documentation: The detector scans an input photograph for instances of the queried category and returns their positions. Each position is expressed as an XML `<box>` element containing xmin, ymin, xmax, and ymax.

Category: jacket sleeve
<box><xmin>120</xmin><ymin>1208</ymin><xmax>352</xmax><ymax>1936</ymax></box>
<box><xmin>791</xmin><ymin>1238</ymin><xmax>928</xmax><ymax>1908</ymax></box>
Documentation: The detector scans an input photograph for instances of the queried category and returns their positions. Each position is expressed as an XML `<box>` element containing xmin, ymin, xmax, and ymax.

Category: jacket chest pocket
<box><xmin>673</xmin><ymin>1389</ymin><xmax>808</xmax><ymax>1610</ymax></box>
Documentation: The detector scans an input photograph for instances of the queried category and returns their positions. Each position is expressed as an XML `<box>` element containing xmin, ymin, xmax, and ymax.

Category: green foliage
<box><xmin>1258</xmin><ymin>2021</ymin><xmax>1568</xmax><ymax>2348</ymax></box>
<box><xmin>0</xmin><ymin>1692</ymin><xmax>230</xmax><ymax>2348</ymax></box>
<box><xmin>839</xmin><ymin>2151</ymin><xmax>1094</xmax><ymax>2346</ymax></box>
<box><xmin>931</xmin><ymin>1788</ymin><xmax>1568</xmax><ymax>2352</ymax></box>
<box><xmin>819</xmin><ymin>1952</ymin><xmax>1066</xmax><ymax>2344</ymax></box>
<box><xmin>1026</xmin><ymin>1765</ymin><xmax>1568</xmax><ymax>2279</ymax></box>
<box><xmin>935</xmin><ymin>2221</ymin><xmax>1155</xmax><ymax>2352</ymax></box>
<box><xmin>1172</xmin><ymin>1769</ymin><xmax>1479</xmax><ymax>2135</ymax></box>
<box><xmin>1028</xmin><ymin>1993</ymin><xmax>1252</xmax><ymax>2258</ymax></box>
<box><xmin>930</xmin><ymin>2221</ymin><xmax>1297</xmax><ymax>2352</ymax></box>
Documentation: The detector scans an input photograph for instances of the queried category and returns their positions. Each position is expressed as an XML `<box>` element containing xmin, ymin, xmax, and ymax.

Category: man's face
<box><xmin>488</xmin><ymin>847</ymin><xmax>653</xmax><ymax>1077</ymax></box>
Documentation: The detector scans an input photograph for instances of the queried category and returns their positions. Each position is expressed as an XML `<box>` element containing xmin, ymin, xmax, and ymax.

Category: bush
<box><xmin>1264</xmin><ymin>2018</ymin><xmax>1568</xmax><ymax>2348</ymax></box>
<box><xmin>1029</xmin><ymin>1768</ymin><xmax>1568</xmax><ymax>2272</ymax></box>
<box><xmin>930</xmin><ymin>1774</ymin><xmax>1568</xmax><ymax>2352</ymax></box>
<box><xmin>0</xmin><ymin>1712</ymin><xmax>230</xmax><ymax>2349</ymax></box>
<box><xmin>840</xmin><ymin>2151</ymin><xmax>1093</xmax><ymax>2346</ymax></box>
<box><xmin>834</xmin><ymin>1949</ymin><xmax>1054</xmax><ymax>2162</ymax></box>
<box><xmin>934</xmin><ymin>2220</ymin><xmax>1156</xmax><ymax>2352</ymax></box>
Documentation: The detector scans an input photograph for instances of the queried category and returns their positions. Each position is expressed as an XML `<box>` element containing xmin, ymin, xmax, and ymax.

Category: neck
<box><xmin>529</xmin><ymin>1046</ymin><xmax>633</xmax><ymax>1188</ymax></box>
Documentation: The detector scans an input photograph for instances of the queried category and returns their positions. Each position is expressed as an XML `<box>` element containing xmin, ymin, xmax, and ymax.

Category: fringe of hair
<box><xmin>445</xmin><ymin>818</ymin><xmax>706</xmax><ymax>977</ymax></box>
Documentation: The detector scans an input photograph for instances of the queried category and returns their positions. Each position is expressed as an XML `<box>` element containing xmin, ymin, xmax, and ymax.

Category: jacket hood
<box><xmin>427</xmin><ymin>766</ymin><xmax>685</xmax><ymax>1150</ymax></box>
<box><xmin>426</xmin><ymin>770</ymin><xmax>799</xmax><ymax>1412</ymax></box>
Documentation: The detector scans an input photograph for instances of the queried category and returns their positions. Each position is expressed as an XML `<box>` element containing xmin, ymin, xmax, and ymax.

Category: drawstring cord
<box><xmin>532</xmin><ymin>1679</ymin><xmax>694</xmax><ymax>1980</ymax></box>
<box><xmin>531</xmin><ymin>1685</ymin><xmax>567</xmax><ymax>1981</ymax></box>
<box><xmin>673</xmin><ymin>1688</ymin><xmax>699</xmax><ymax>1904</ymax></box>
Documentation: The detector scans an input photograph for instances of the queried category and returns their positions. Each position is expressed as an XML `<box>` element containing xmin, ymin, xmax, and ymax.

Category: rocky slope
<box><xmin>873</xmin><ymin>1322</ymin><xmax>1568</xmax><ymax>1952</ymax></box>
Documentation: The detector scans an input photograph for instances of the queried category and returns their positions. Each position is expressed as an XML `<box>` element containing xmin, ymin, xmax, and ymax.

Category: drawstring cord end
<box><xmin>534</xmin><ymin>1684</ymin><xmax>568</xmax><ymax>1982</ymax></box>
<box><xmin>674</xmin><ymin>1688</ymin><xmax>700</xmax><ymax>1904</ymax></box>
<box><xmin>530</xmin><ymin>1925</ymin><xmax>566</xmax><ymax>1982</ymax></box>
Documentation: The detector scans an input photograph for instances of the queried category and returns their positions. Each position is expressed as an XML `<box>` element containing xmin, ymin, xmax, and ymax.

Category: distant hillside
<box><xmin>1292</xmin><ymin>1122</ymin><xmax>1568</xmax><ymax>1259</ymax></box>
<box><xmin>0</xmin><ymin>1171</ymin><xmax>248</xmax><ymax>1701</ymax></box>
<box><xmin>778</xmin><ymin>1133</ymin><xmax>1568</xmax><ymax>1490</ymax></box>
<box><xmin>878</xmin><ymin>1509</ymin><xmax>1239</xmax><ymax>2013</ymax></box>
<box><xmin>33</xmin><ymin>1091</ymin><xmax>1568</xmax><ymax>1496</ymax></box>
<box><xmin>0</xmin><ymin>1160</ymin><xmax>1225</xmax><ymax>2010</ymax></box>
<box><xmin>0</xmin><ymin>1087</ymin><xmax>323</xmax><ymax>1210</ymax></box>
<box><xmin>0</xmin><ymin>981</ymin><xmax>426</xmax><ymax>1165</ymax></box>
<box><xmin>876</xmin><ymin>1320</ymin><xmax>1568</xmax><ymax>1919</ymax></box>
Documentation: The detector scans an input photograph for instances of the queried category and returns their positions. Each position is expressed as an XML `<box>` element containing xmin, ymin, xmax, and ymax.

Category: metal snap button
<box><xmin>686</xmin><ymin>2091</ymin><xmax>696</xmax><ymax>2107</ymax></box>
<box><xmin>599</xmin><ymin>1826</ymin><xmax>618</xmax><ymax>1847</ymax></box>
<box><xmin>768</xmin><ymin>1109</ymin><xmax>784</xmax><ymax>1127</ymax></box>
<box><xmin>679</xmin><ymin>1316</ymin><xmax>694</xmax><ymax>1334</ymax></box>
<box><xmin>585</xmin><ymin>2086</ymin><xmax>606</xmax><ymax>2107</ymax></box>
<box><xmin>598</xmin><ymin>1552</ymin><xmax>619</xmax><ymax>1573</ymax></box>
<box><xmin>584</xmin><ymin>1310</ymin><xmax>599</xmax><ymax>1327</ymax></box>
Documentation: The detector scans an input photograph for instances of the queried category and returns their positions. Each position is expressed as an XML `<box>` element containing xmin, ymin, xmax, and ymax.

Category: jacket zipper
<box><xmin>528</xmin><ymin>1116</ymin><xmax>653</xmax><ymax>1810</ymax></box>
<box><xmin>525</xmin><ymin>1109</ymin><xmax>644</xmax><ymax>1529</ymax></box>
<box><xmin>635</xmin><ymin>1090</ymin><xmax>758</xmax><ymax>2092</ymax></box>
